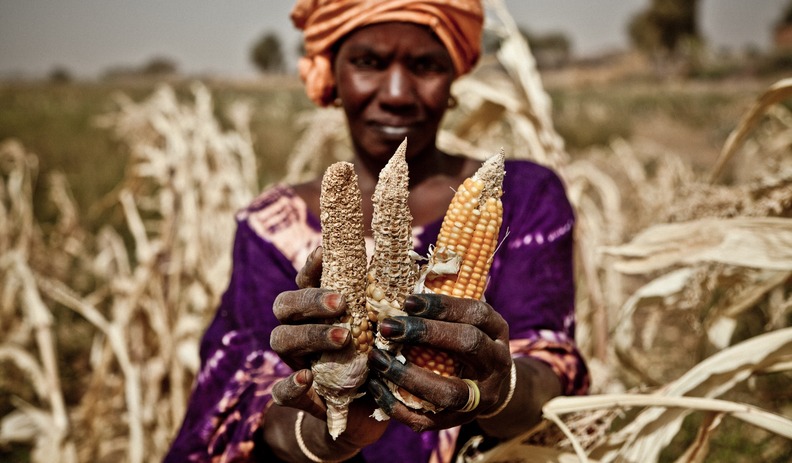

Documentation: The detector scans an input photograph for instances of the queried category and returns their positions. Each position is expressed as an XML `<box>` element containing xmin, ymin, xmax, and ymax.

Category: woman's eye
<box><xmin>412</xmin><ymin>58</ymin><xmax>447</xmax><ymax>74</ymax></box>
<box><xmin>351</xmin><ymin>55</ymin><xmax>382</xmax><ymax>69</ymax></box>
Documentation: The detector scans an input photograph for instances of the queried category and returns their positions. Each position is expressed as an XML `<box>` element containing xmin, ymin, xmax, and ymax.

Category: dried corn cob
<box><xmin>398</xmin><ymin>151</ymin><xmax>506</xmax><ymax>410</ymax></box>
<box><xmin>312</xmin><ymin>161</ymin><xmax>371</xmax><ymax>439</ymax></box>
<box><xmin>366</xmin><ymin>139</ymin><xmax>419</xmax><ymax>348</ymax></box>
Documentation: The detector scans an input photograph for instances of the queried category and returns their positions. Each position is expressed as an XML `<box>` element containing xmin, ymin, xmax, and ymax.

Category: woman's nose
<box><xmin>379</xmin><ymin>65</ymin><xmax>415</xmax><ymax>107</ymax></box>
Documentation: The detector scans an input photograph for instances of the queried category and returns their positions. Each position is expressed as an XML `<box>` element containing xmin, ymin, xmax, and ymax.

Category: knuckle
<box><xmin>272</xmin><ymin>292</ymin><xmax>290</xmax><ymax>320</ymax></box>
<box><xmin>271</xmin><ymin>378</ymin><xmax>296</xmax><ymax>405</ymax></box>
<box><xmin>466</xmin><ymin>301</ymin><xmax>490</xmax><ymax>326</ymax></box>
<box><xmin>408</xmin><ymin>417</ymin><xmax>429</xmax><ymax>433</ymax></box>
<box><xmin>458</xmin><ymin>328</ymin><xmax>486</xmax><ymax>354</ymax></box>
<box><xmin>295</xmin><ymin>272</ymin><xmax>311</xmax><ymax>288</ymax></box>
<box><xmin>269</xmin><ymin>326</ymin><xmax>286</xmax><ymax>351</ymax></box>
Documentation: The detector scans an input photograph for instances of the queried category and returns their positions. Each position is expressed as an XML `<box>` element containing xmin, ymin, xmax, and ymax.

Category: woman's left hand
<box><xmin>367</xmin><ymin>293</ymin><xmax>513</xmax><ymax>432</ymax></box>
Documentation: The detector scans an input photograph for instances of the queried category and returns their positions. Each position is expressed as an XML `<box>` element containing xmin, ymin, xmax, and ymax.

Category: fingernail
<box><xmin>404</xmin><ymin>294</ymin><xmax>442</xmax><ymax>317</ymax></box>
<box><xmin>369</xmin><ymin>349</ymin><xmax>391</xmax><ymax>372</ymax></box>
<box><xmin>368</xmin><ymin>378</ymin><xmax>385</xmax><ymax>399</ymax></box>
<box><xmin>403</xmin><ymin>295</ymin><xmax>426</xmax><ymax>314</ymax></box>
<box><xmin>328</xmin><ymin>327</ymin><xmax>349</xmax><ymax>346</ymax></box>
<box><xmin>379</xmin><ymin>318</ymin><xmax>405</xmax><ymax>339</ymax></box>
<box><xmin>368</xmin><ymin>379</ymin><xmax>395</xmax><ymax>413</ymax></box>
<box><xmin>322</xmin><ymin>293</ymin><xmax>342</xmax><ymax>311</ymax></box>
<box><xmin>295</xmin><ymin>369</ymin><xmax>311</xmax><ymax>386</ymax></box>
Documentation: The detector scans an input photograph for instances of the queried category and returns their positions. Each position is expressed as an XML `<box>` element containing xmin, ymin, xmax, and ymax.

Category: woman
<box><xmin>165</xmin><ymin>1</ymin><xmax>589</xmax><ymax>461</ymax></box>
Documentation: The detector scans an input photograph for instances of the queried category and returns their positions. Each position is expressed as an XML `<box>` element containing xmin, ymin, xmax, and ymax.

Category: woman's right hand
<box><xmin>269</xmin><ymin>246</ymin><xmax>387</xmax><ymax>453</ymax></box>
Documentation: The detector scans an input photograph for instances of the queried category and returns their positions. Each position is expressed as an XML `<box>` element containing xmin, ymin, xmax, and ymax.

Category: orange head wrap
<box><xmin>291</xmin><ymin>0</ymin><xmax>484</xmax><ymax>106</ymax></box>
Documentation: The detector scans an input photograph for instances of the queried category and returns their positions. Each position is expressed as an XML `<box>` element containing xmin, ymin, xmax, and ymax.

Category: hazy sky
<box><xmin>0</xmin><ymin>0</ymin><xmax>788</xmax><ymax>79</ymax></box>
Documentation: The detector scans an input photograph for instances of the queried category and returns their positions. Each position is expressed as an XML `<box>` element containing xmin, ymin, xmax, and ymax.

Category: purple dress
<box><xmin>165</xmin><ymin>160</ymin><xmax>589</xmax><ymax>462</ymax></box>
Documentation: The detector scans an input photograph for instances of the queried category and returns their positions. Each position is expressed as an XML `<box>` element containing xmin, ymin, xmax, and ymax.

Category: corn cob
<box><xmin>366</xmin><ymin>139</ymin><xmax>419</xmax><ymax>345</ymax></box>
<box><xmin>398</xmin><ymin>151</ymin><xmax>506</xmax><ymax>410</ymax></box>
<box><xmin>311</xmin><ymin>161</ymin><xmax>371</xmax><ymax>439</ymax></box>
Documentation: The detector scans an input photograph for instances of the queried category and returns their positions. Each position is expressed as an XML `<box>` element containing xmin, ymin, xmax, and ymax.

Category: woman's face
<box><xmin>333</xmin><ymin>22</ymin><xmax>456</xmax><ymax>163</ymax></box>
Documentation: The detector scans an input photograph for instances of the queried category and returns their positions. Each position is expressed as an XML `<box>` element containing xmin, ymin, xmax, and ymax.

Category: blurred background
<box><xmin>1</xmin><ymin>1</ymin><xmax>791</xmax><ymax>462</ymax></box>
<box><xmin>1</xmin><ymin>0</ymin><xmax>789</xmax><ymax>80</ymax></box>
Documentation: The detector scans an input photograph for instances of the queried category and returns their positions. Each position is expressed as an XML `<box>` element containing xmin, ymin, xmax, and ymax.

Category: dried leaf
<box><xmin>603</xmin><ymin>217</ymin><xmax>792</xmax><ymax>273</ymax></box>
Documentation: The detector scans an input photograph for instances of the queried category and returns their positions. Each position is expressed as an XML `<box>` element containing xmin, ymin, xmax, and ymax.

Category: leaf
<box><xmin>598</xmin><ymin>327</ymin><xmax>792</xmax><ymax>462</ymax></box>
<box><xmin>672</xmin><ymin>412</ymin><xmax>723</xmax><ymax>463</ymax></box>
<box><xmin>602</xmin><ymin>217</ymin><xmax>792</xmax><ymax>273</ymax></box>
<box><xmin>710</xmin><ymin>77</ymin><xmax>792</xmax><ymax>183</ymax></box>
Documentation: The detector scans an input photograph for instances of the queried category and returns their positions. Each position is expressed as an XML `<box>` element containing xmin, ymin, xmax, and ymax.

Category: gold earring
<box><xmin>332</xmin><ymin>97</ymin><xmax>342</xmax><ymax>108</ymax></box>
<box><xmin>448</xmin><ymin>95</ymin><xmax>458</xmax><ymax>109</ymax></box>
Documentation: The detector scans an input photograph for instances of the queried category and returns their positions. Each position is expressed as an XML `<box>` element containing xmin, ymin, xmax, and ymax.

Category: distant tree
<box><xmin>478</xmin><ymin>26</ymin><xmax>571</xmax><ymax>66</ymax></box>
<box><xmin>141</xmin><ymin>57</ymin><xmax>179</xmax><ymax>76</ymax></box>
<box><xmin>48</xmin><ymin>66</ymin><xmax>72</xmax><ymax>83</ymax></box>
<box><xmin>774</xmin><ymin>0</ymin><xmax>792</xmax><ymax>48</ymax></box>
<box><xmin>518</xmin><ymin>27</ymin><xmax>572</xmax><ymax>68</ymax></box>
<box><xmin>780</xmin><ymin>0</ymin><xmax>792</xmax><ymax>25</ymax></box>
<box><xmin>628</xmin><ymin>0</ymin><xmax>700</xmax><ymax>56</ymax></box>
<box><xmin>251</xmin><ymin>32</ymin><xmax>285</xmax><ymax>73</ymax></box>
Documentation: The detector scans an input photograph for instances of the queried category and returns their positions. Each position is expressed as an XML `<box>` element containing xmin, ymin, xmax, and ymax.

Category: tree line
<box><xmin>250</xmin><ymin>0</ymin><xmax>792</xmax><ymax>74</ymax></box>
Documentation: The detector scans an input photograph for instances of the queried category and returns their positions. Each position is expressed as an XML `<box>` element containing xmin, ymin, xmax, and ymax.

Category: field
<box><xmin>1</xmin><ymin>17</ymin><xmax>791</xmax><ymax>463</ymax></box>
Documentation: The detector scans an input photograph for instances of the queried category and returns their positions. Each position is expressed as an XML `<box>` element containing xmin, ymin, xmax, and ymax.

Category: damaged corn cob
<box><xmin>366</xmin><ymin>139</ymin><xmax>419</xmax><ymax>347</ymax></box>
<box><xmin>311</xmin><ymin>161</ymin><xmax>371</xmax><ymax>439</ymax></box>
<box><xmin>399</xmin><ymin>150</ymin><xmax>506</xmax><ymax>410</ymax></box>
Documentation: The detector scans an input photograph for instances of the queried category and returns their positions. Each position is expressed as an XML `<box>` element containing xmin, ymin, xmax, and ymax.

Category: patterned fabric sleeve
<box><xmin>510</xmin><ymin>333</ymin><xmax>590</xmax><ymax>396</ymax></box>
<box><xmin>164</xmin><ymin>186</ymin><xmax>320</xmax><ymax>462</ymax></box>
<box><xmin>485</xmin><ymin>161</ymin><xmax>590</xmax><ymax>396</ymax></box>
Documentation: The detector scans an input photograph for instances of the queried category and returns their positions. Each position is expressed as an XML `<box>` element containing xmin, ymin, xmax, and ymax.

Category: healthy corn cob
<box><xmin>399</xmin><ymin>151</ymin><xmax>506</xmax><ymax>410</ymax></box>
<box><xmin>312</xmin><ymin>161</ymin><xmax>371</xmax><ymax>439</ymax></box>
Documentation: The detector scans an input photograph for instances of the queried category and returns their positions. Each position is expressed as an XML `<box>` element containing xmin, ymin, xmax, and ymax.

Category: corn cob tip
<box><xmin>475</xmin><ymin>150</ymin><xmax>506</xmax><ymax>201</ymax></box>
<box><xmin>372</xmin><ymin>138</ymin><xmax>409</xmax><ymax>206</ymax></box>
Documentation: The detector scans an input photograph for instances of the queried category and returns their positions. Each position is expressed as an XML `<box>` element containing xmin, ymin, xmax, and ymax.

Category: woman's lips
<box><xmin>369</xmin><ymin>122</ymin><xmax>415</xmax><ymax>137</ymax></box>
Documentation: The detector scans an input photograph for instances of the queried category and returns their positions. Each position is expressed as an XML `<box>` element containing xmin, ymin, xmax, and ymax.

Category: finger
<box><xmin>403</xmin><ymin>294</ymin><xmax>508</xmax><ymax>341</ymax></box>
<box><xmin>273</xmin><ymin>288</ymin><xmax>346</xmax><ymax>323</ymax></box>
<box><xmin>296</xmin><ymin>246</ymin><xmax>323</xmax><ymax>289</ymax></box>
<box><xmin>270</xmin><ymin>324</ymin><xmax>350</xmax><ymax>370</ymax></box>
<box><xmin>378</xmin><ymin>316</ymin><xmax>509</xmax><ymax>373</ymax></box>
<box><xmin>272</xmin><ymin>370</ymin><xmax>327</xmax><ymax>419</ymax></box>
<box><xmin>369</xmin><ymin>349</ymin><xmax>470</xmax><ymax>411</ymax></box>
<box><xmin>368</xmin><ymin>377</ymin><xmax>459</xmax><ymax>433</ymax></box>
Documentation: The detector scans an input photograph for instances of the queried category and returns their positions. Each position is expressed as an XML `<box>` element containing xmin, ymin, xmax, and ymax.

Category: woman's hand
<box><xmin>367</xmin><ymin>293</ymin><xmax>513</xmax><ymax>432</ymax></box>
<box><xmin>268</xmin><ymin>246</ymin><xmax>387</xmax><ymax>454</ymax></box>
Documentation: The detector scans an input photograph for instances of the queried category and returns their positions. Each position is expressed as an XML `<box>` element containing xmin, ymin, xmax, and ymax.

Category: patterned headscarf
<box><xmin>291</xmin><ymin>0</ymin><xmax>484</xmax><ymax>106</ymax></box>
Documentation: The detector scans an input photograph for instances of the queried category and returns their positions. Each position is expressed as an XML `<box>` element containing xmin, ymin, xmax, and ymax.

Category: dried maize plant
<box><xmin>438</xmin><ymin>0</ymin><xmax>568</xmax><ymax>170</ymax></box>
<box><xmin>283</xmin><ymin>108</ymin><xmax>351</xmax><ymax>185</ymax></box>
<box><xmin>391</xmin><ymin>151</ymin><xmax>506</xmax><ymax>411</ymax></box>
<box><xmin>0</xmin><ymin>85</ymin><xmax>259</xmax><ymax>463</ymax></box>
<box><xmin>0</xmin><ymin>140</ymin><xmax>77</xmax><ymax>463</ymax></box>
<box><xmin>313</xmin><ymin>161</ymin><xmax>371</xmax><ymax>439</ymax></box>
